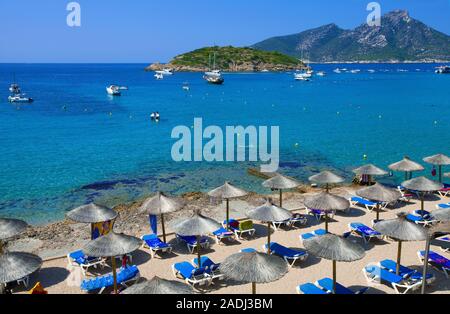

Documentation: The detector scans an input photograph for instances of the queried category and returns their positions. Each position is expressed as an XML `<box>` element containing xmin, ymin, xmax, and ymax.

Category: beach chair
<box><xmin>397</xmin><ymin>186</ymin><xmax>414</xmax><ymax>202</ymax></box>
<box><xmin>67</xmin><ymin>250</ymin><xmax>106</xmax><ymax>276</ymax></box>
<box><xmin>271</xmin><ymin>218</ymin><xmax>292</xmax><ymax>230</ymax></box>
<box><xmin>306</xmin><ymin>208</ymin><xmax>335</xmax><ymax>222</ymax></box>
<box><xmin>349</xmin><ymin>197</ymin><xmax>377</xmax><ymax>211</ymax></box>
<box><xmin>437</xmin><ymin>236</ymin><xmax>450</xmax><ymax>253</ymax></box>
<box><xmin>176</xmin><ymin>235</ymin><xmax>210</xmax><ymax>254</ymax></box>
<box><xmin>436</xmin><ymin>203</ymin><xmax>450</xmax><ymax>210</ymax></box>
<box><xmin>414</xmin><ymin>210</ymin><xmax>432</xmax><ymax>219</ymax></box>
<box><xmin>80</xmin><ymin>265</ymin><xmax>140</xmax><ymax>294</ymax></box>
<box><xmin>300</xmin><ymin>229</ymin><xmax>327</xmax><ymax>243</ymax></box>
<box><xmin>406</xmin><ymin>214</ymin><xmax>437</xmax><ymax>227</ymax></box>
<box><xmin>288</xmin><ymin>213</ymin><xmax>308</xmax><ymax>228</ymax></box>
<box><xmin>212</xmin><ymin>227</ymin><xmax>236</xmax><ymax>244</ymax></box>
<box><xmin>297</xmin><ymin>283</ymin><xmax>329</xmax><ymax>295</ymax></box>
<box><xmin>417</xmin><ymin>250</ymin><xmax>449</xmax><ymax>278</ymax></box>
<box><xmin>224</xmin><ymin>219</ymin><xmax>256</xmax><ymax>239</ymax></box>
<box><xmin>141</xmin><ymin>234</ymin><xmax>172</xmax><ymax>258</ymax></box>
<box><xmin>172</xmin><ymin>262</ymin><xmax>212</xmax><ymax>287</ymax></box>
<box><xmin>263</xmin><ymin>242</ymin><xmax>308</xmax><ymax>267</ymax></box>
<box><xmin>348</xmin><ymin>223</ymin><xmax>383</xmax><ymax>243</ymax></box>
<box><xmin>192</xmin><ymin>256</ymin><xmax>224</xmax><ymax>280</ymax></box>
<box><xmin>379</xmin><ymin>259</ymin><xmax>435</xmax><ymax>283</ymax></box>
<box><xmin>315</xmin><ymin>278</ymin><xmax>369</xmax><ymax>295</ymax></box>
<box><xmin>438</xmin><ymin>187</ymin><xmax>450</xmax><ymax>197</ymax></box>
<box><xmin>362</xmin><ymin>264</ymin><xmax>422</xmax><ymax>294</ymax></box>
<box><xmin>240</xmin><ymin>248</ymin><xmax>257</xmax><ymax>253</ymax></box>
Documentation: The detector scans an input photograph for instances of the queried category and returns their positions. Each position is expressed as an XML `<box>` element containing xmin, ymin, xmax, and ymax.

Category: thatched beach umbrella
<box><xmin>170</xmin><ymin>212</ymin><xmax>221</xmax><ymax>268</ymax></box>
<box><xmin>262</xmin><ymin>174</ymin><xmax>300</xmax><ymax>207</ymax></box>
<box><xmin>122</xmin><ymin>276</ymin><xmax>194</xmax><ymax>294</ymax></box>
<box><xmin>0</xmin><ymin>218</ymin><xmax>28</xmax><ymax>255</ymax></box>
<box><xmin>423</xmin><ymin>153</ymin><xmax>450</xmax><ymax>183</ymax></box>
<box><xmin>402</xmin><ymin>177</ymin><xmax>443</xmax><ymax>216</ymax></box>
<box><xmin>389</xmin><ymin>157</ymin><xmax>424</xmax><ymax>180</ymax></box>
<box><xmin>309</xmin><ymin>171</ymin><xmax>345</xmax><ymax>192</ymax></box>
<box><xmin>432</xmin><ymin>207</ymin><xmax>450</xmax><ymax>222</ymax></box>
<box><xmin>67</xmin><ymin>203</ymin><xmax>118</xmax><ymax>224</ymax></box>
<box><xmin>246</xmin><ymin>201</ymin><xmax>292</xmax><ymax>254</ymax></box>
<box><xmin>83</xmin><ymin>232</ymin><xmax>142</xmax><ymax>294</ymax></box>
<box><xmin>0</xmin><ymin>252</ymin><xmax>42</xmax><ymax>285</ymax></box>
<box><xmin>303</xmin><ymin>233</ymin><xmax>365</xmax><ymax>294</ymax></box>
<box><xmin>208</xmin><ymin>182</ymin><xmax>248</xmax><ymax>230</ymax></box>
<box><xmin>219</xmin><ymin>251</ymin><xmax>288</xmax><ymax>294</ymax></box>
<box><xmin>356</xmin><ymin>183</ymin><xmax>401</xmax><ymax>220</ymax></box>
<box><xmin>353</xmin><ymin>164</ymin><xmax>388</xmax><ymax>185</ymax></box>
<box><xmin>139</xmin><ymin>192</ymin><xmax>185</xmax><ymax>242</ymax></box>
<box><xmin>374</xmin><ymin>214</ymin><xmax>427</xmax><ymax>275</ymax></box>
<box><xmin>303</xmin><ymin>192</ymin><xmax>350</xmax><ymax>232</ymax></box>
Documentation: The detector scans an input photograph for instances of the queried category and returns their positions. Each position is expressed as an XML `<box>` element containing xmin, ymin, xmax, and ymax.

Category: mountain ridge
<box><xmin>253</xmin><ymin>10</ymin><xmax>450</xmax><ymax>62</ymax></box>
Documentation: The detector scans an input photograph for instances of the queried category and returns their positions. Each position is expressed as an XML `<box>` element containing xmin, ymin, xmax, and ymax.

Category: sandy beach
<box><xmin>6</xmin><ymin>185</ymin><xmax>450</xmax><ymax>294</ymax></box>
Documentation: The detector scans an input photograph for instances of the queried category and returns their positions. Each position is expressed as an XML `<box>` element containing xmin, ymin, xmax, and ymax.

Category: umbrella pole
<box><xmin>396</xmin><ymin>241</ymin><xmax>402</xmax><ymax>275</ymax></box>
<box><xmin>439</xmin><ymin>165</ymin><xmax>442</xmax><ymax>183</ymax></box>
<box><xmin>267</xmin><ymin>223</ymin><xmax>271</xmax><ymax>254</ymax></box>
<box><xmin>196</xmin><ymin>235</ymin><xmax>202</xmax><ymax>268</ymax></box>
<box><xmin>325</xmin><ymin>212</ymin><xmax>329</xmax><ymax>232</ymax></box>
<box><xmin>252</xmin><ymin>282</ymin><xmax>256</xmax><ymax>294</ymax></box>
<box><xmin>332</xmin><ymin>260</ymin><xmax>337</xmax><ymax>294</ymax></box>
<box><xmin>326</xmin><ymin>183</ymin><xmax>329</xmax><ymax>192</ymax></box>
<box><xmin>111</xmin><ymin>257</ymin><xmax>118</xmax><ymax>294</ymax></box>
<box><xmin>405</xmin><ymin>172</ymin><xmax>408</xmax><ymax>181</ymax></box>
<box><xmin>161</xmin><ymin>214</ymin><xmax>167</xmax><ymax>243</ymax></box>
<box><xmin>421</xmin><ymin>237</ymin><xmax>431</xmax><ymax>294</ymax></box>
<box><xmin>376</xmin><ymin>203</ymin><xmax>380</xmax><ymax>221</ymax></box>
<box><xmin>420</xmin><ymin>194</ymin><xmax>424</xmax><ymax>217</ymax></box>
<box><xmin>226</xmin><ymin>199</ymin><xmax>230</xmax><ymax>231</ymax></box>
<box><xmin>279</xmin><ymin>189</ymin><xmax>283</xmax><ymax>207</ymax></box>
<box><xmin>0</xmin><ymin>240</ymin><xmax>3</xmax><ymax>255</ymax></box>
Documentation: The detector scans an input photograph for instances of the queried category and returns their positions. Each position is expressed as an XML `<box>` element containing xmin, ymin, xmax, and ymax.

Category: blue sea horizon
<box><xmin>0</xmin><ymin>63</ymin><xmax>448</xmax><ymax>225</ymax></box>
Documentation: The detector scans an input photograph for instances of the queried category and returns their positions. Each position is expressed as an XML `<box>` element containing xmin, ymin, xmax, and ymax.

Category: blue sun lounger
<box><xmin>240</xmin><ymin>248</ymin><xmax>257</xmax><ymax>253</ymax></box>
<box><xmin>172</xmin><ymin>261</ymin><xmax>212</xmax><ymax>287</ymax></box>
<box><xmin>300</xmin><ymin>229</ymin><xmax>327</xmax><ymax>242</ymax></box>
<box><xmin>348</xmin><ymin>223</ymin><xmax>383</xmax><ymax>243</ymax></box>
<box><xmin>176</xmin><ymin>235</ymin><xmax>210</xmax><ymax>253</ymax></box>
<box><xmin>418</xmin><ymin>250</ymin><xmax>450</xmax><ymax>278</ymax></box>
<box><xmin>316</xmin><ymin>278</ymin><xmax>369</xmax><ymax>295</ymax></box>
<box><xmin>350</xmin><ymin>197</ymin><xmax>378</xmax><ymax>211</ymax></box>
<box><xmin>297</xmin><ymin>283</ymin><xmax>329</xmax><ymax>294</ymax></box>
<box><xmin>80</xmin><ymin>265</ymin><xmax>140</xmax><ymax>294</ymax></box>
<box><xmin>306</xmin><ymin>208</ymin><xmax>335</xmax><ymax>222</ymax></box>
<box><xmin>379</xmin><ymin>259</ymin><xmax>435</xmax><ymax>283</ymax></box>
<box><xmin>363</xmin><ymin>264</ymin><xmax>422</xmax><ymax>294</ymax></box>
<box><xmin>212</xmin><ymin>227</ymin><xmax>235</xmax><ymax>244</ymax></box>
<box><xmin>67</xmin><ymin>250</ymin><xmax>106</xmax><ymax>276</ymax></box>
<box><xmin>406</xmin><ymin>214</ymin><xmax>436</xmax><ymax>227</ymax></box>
<box><xmin>141</xmin><ymin>234</ymin><xmax>172</xmax><ymax>258</ymax></box>
<box><xmin>264</xmin><ymin>242</ymin><xmax>308</xmax><ymax>267</ymax></box>
<box><xmin>192</xmin><ymin>256</ymin><xmax>224</xmax><ymax>280</ymax></box>
<box><xmin>436</xmin><ymin>203</ymin><xmax>450</xmax><ymax>210</ymax></box>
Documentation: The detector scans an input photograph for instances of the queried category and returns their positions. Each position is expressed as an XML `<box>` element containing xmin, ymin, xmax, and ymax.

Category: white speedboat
<box><xmin>316</xmin><ymin>71</ymin><xmax>326</xmax><ymax>76</ymax></box>
<box><xmin>333</xmin><ymin>68</ymin><xmax>342</xmax><ymax>74</ymax></box>
<box><xmin>8</xmin><ymin>94</ymin><xmax>33</xmax><ymax>103</ymax></box>
<box><xmin>106</xmin><ymin>85</ymin><xmax>121</xmax><ymax>96</ymax></box>
<box><xmin>350</xmin><ymin>69</ymin><xmax>361</xmax><ymax>74</ymax></box>
<box><xmin>368</xmin><ymin>69</ymin><xmax>376</xmax><ymax>73</ymax></box>
<box><xmin>154</xmin><ymin>73</ymin><xmax>164</xmax><ymax>80</ymax></box>
<box><xmin>182</xmin><ymin>82</ymin><xmax>190</xmax><ymax>91</ymax></box>
<box><xmin>155</xmin><ymin>68</ymin><xmax>173</xmax><ymax>76</ymax></box>
<box><xmin>294</xmin><ymin>73</ymin><xmax>310</xmax><ymax>81</ymax></box>
<box><xmin>435</xmin><ymin>66</ymin><xmax>450</xmax><ymax>74</ymax></box>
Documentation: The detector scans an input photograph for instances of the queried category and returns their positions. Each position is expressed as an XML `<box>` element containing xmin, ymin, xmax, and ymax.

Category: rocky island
<box><xmin>145</xmin><ymin>46</ymin><xmax>306</xmax><ymax>72</ymax></box>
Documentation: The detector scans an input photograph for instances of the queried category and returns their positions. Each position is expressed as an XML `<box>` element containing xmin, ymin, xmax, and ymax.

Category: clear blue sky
<box><xmin>1</xmin><ymin>0</ymin><xmax>449</xmax><ymax>63</ymax></box>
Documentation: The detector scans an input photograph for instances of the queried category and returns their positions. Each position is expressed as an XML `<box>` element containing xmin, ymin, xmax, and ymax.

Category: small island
<box><xmin>145</xmin><ymin>46</ymin><xmax>306</xmax><ymax>72</ymax></box>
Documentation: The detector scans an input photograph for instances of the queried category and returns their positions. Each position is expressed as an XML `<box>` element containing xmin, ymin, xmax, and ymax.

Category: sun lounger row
<box><xmin>80</xmin><ymin>265</ymin><xmax>140</xmax><ymax>294</ymax></box>
<box><xmin>363</xmin><ymin>260</ymin><xmax>435</xmax><ymax>294</ymax></box>
<box><xmin>297</xmin><ymin>278</ymin><xmax>369</xmax><ymax>295</ymax></box>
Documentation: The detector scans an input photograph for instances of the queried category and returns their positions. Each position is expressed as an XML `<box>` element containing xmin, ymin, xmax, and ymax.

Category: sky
<box><xmin>1</xmin><ymin>0</ymin><xmax>449</xmax><ymax>63</ymax></box>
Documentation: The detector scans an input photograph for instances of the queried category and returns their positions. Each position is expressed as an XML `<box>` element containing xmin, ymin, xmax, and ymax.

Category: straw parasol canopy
<box><xmin>374</xmin><ymin>213</ymin><xmax>427</xmax><ymax>275</ymax></box>
<box><xmin>170</xmin><ymin>212</ymin><xmax>221</xmax><ymax>268</ymax></box>
<box><xmin>423</xmin><ymin>154</ymin><xmax>450</xmax><ymax>182</ymax></box>
<box><xmin>356</xmin><ymin>183</ymin><xmax>401</xmax><ymax>220</ymax></box>
<box><xmin>303</xmin><ymin>192</ymin><xmax>350</xmax><ymax>232</ymax></box>
<box><xmin>262</xmin><ymin>174</ymin><xmax>300</xmax><ymax>207</ymax></box>
<box><xmin>389</xmin><ymin>157</ymin><xmax>424</xmax><ymax>180</ymax></box>
<box><xmin>66</xmin><ymin>203</ymin><xmax>118</xmax><ymax>224</ymax></box>
<box><xmin>0</xmin><ymin>218</ymin><xmax>28</xmax><ymax>241</ymax></box>
<box><xmin>0</xmin><ymin>252</ymin><xmax>42</xmax><ymax>284</ymax></box>
<box><xmin>219</xmin><ymin>251</ymin><xmax>288</xmax><ymax>294</ymax></box>
<box><xmin>303</xmin><ymin>233</ymin><xmax>365</xmax><ymax>294</ymax></box>
<box><xmin>309</xmin><ymin>171</ymin><xmax>345</xmax><ymax>191</ymax></box>
<box><xmin>83</xmin><ymin>232</ymin><xmax>142</xmax><ymax>294</ymax></box>
<box><xmin>122</xmin><ymin>276</ymin><xmax>194</xmax><ymax>294</ymax></box>
<box><xmin>432</xmin><ymin>207</ymin><xmax>450</xmax><ymax>222</ymax></box>
<box><xmin>353</xmin><ymin>164</ymin><xmax>388</xmax><ymax>176</ymax></box>
<box><xmin>402</xmin><ymin>177</ymin><xmax>443</xmax><ymax>215</ymax></box>
<box><xmin>246</xmin><ymin>201</ymin><xmax>292</xmax><ymax>253</ymax></box>
<box><xmin>208</xmin><ymin>182</ymin><xmax>248</xmax><ymax>230</ymax></box>
<box><xmin>139</xmin><ymin>192</ymin><xmax>185</xmax><ymax>242</ymax></box>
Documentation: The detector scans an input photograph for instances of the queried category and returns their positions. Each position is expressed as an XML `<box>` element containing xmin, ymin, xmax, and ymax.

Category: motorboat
<box><xmin>316</xmin><ymin>71</ymin><xmax>326</xmax><ymax>76</ymax></box>
<box><xmin>333</xmin><ymin>68</ymin><xmax>342</xmax><ymax>74</ymax></box>
<box><xmin>182</xmin><ymin>82</ymin><xmax>190</xmax><ymax>91</ymax></box>
<box><xmin>155</xmin><ymin>68</ymin><xmax>173</xmax><ymax>76</ymax></box>
<box><xmin>9</xmin><ymin>83</ymin><xmax>21</xmax><ymax>94</ymax></box>
<box><xmin>106</xmin><ymin>85</ymin><xmax>121</xmax><ymax>96</ymax></box>
<box><xmin>8</xmin><ymin>94</ymin><xmax>33</xmax><ymax>103</ymax></box>
<box><xmin>154</xmin><ymin>73</ymin><xmax>164</xmax><ymax>80</ymax></box>
<box><xmin>435</xmin><ymin>66</ymin><xmax>450</xmax><ymax>74</ymax></box>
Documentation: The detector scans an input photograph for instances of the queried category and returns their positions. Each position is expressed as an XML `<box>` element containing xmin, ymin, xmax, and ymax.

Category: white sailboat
<box><xmin>204</xmin><ymin>53</ymin><xmax>224</xmax><ymax>85</ymax></box>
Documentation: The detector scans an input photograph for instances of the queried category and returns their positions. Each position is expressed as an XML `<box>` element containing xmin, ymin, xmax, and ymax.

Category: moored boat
<box><xmin>106</xmin><ymin>85</ymin><xmax>121</xmax><ymax>96</ymax></box>
<box><xmin>435</xmin><ymin>66</ymin><xmax>450</xmax><ymax>74</ymax></box>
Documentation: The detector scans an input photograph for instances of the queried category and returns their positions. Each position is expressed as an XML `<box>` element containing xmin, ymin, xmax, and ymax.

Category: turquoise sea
<box><xmin>0</xmin><ymin>63</ymin><xmax>449</xmax><ymax>224</ymax></box>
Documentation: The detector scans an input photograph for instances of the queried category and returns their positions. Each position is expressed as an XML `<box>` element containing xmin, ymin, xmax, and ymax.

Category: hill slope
<box><xmin>253</xmin><ymin>10</ymin><xmax>450</xmax><ymax>62</ymax></box>
<box><xmin>146</xmin><ymin>46</ymin><xmax>305</xmax><ymax>72</ymax></box>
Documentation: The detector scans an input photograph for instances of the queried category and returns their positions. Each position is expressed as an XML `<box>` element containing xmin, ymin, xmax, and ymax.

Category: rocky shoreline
<box><xmin>145</xmin><ymin>62</ymin><xmax>306</xmax><ymax>72</ymax></box>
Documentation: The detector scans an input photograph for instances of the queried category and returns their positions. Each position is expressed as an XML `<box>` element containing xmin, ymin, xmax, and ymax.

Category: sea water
<box><xmin>0</xmin><ymin>63</ymin><xmax>448</xmax><ymax>224</ymax></box>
